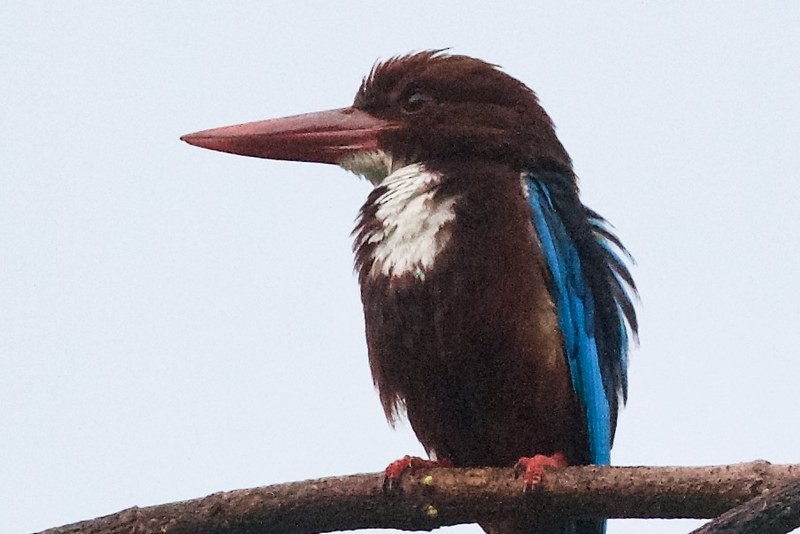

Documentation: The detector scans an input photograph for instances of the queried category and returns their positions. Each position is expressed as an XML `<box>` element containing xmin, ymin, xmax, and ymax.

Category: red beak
<box><xmin>181</xmin><ymin>107</ymin><xmax>395</xmax><ymax>165</ymax></box>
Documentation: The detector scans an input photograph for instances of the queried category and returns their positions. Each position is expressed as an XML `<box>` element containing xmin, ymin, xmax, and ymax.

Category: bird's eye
<box><xmin>402</xmin><ymin>92</ymin><xmax>431</xmax><ymax>113</ymax></box>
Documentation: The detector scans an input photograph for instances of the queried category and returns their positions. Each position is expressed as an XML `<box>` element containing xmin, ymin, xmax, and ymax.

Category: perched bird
<box><xmin>182</xmin><ymin>51</ymin><xmax>637</xmax><ymax>533</ymax></box>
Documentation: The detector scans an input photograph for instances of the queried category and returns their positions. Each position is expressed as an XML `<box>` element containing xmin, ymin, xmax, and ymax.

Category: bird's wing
<box><xmin>526</xmin><ymin>173</ymin><xmax>635</xmax><ymax>465</ymax></box>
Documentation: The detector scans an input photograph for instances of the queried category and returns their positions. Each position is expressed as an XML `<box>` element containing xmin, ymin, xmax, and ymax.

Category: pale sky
<box><xmin>3</xmin><ymin>3</ymin><xmax>799</xmax><ymax>533</ymax></box>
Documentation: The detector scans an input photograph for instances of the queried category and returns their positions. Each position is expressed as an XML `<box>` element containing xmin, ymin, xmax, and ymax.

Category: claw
<box><xmin>383</xmin><ymin>455</ymin><xmax>453</xmax><ymax>491</ymax></box>
<box><xmin>513</xmin><ymin>452</ymin><xmax>568</xmax><ymax>490</ymax></box>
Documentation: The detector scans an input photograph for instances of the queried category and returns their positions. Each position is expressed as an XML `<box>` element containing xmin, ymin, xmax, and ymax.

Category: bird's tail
<box><xmin>481</xmin><ymin>518</ymin><xmax>605</xmax><ymax>534</ymax></box>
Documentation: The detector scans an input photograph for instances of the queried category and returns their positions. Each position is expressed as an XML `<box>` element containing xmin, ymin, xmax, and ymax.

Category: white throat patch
<box><xmin>339</xmin><ymin>150</ymin><xmax>405</xmax><ymax>185</ymax></box>
<box><xmin>355</xmin><ymin>163</ymin><xmax>458</xmax><ymax>280</ymax></box>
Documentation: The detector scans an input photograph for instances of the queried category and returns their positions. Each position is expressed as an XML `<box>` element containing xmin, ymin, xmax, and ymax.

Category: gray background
<box><xmin>3</xmin><ymin>2</ymin><xmax>799</xmax><ymax>533</ymax></box>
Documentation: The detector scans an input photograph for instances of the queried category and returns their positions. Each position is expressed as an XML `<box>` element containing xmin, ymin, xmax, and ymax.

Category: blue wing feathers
<box><xmin>526</xmin><ymin>174</ymin><xmax>637</xmax><ymax>466</ymax></box>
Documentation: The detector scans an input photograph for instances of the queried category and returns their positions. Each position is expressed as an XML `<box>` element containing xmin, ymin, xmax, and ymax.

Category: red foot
<box><xmin>383</xmin><ymin>455</ymin><xmax>453</xmax><ymax>491</ymax></box>
<box><xmin>514</xmin><ymin>452</ymin><xmax>568</xmax><ymax>490</ymax></box>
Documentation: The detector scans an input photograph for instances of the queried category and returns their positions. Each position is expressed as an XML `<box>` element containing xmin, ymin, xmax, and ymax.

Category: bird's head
<box><xmin>182</xmin><ymin>51</ymin><xmax>571</xmax><ymax>183</ymax></box>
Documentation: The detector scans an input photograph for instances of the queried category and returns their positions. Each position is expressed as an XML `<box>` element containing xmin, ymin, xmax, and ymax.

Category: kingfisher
<box><xmin>182</xmin><ymin>51</ymin><xmax>637</xmax><ymax>533</ymax></box>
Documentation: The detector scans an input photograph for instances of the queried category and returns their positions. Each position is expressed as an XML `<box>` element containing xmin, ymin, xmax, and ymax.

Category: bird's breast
<box><xmin>353</xmin><ymin>163</ymin><xmax>459</xmax><ymax>284</ymax></box>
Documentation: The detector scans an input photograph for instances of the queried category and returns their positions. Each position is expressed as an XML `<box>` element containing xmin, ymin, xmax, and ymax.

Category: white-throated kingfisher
<box><xmin>182</xmin><ymin>51</ymin><xmax>638</xmax><ymax>534</ymax></box>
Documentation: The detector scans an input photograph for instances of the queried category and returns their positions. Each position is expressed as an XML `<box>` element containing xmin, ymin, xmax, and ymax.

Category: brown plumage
<box><xmin>354</xmin><ymin>158</ymin><xmax>590</xmax><ymax>468</ymax></box>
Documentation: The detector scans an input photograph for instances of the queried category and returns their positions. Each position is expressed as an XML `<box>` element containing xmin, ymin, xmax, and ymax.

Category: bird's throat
<box><xmin>339</xmin><ymin>149</ymin><xmax>406</xmax><ymax>185</ymax></box>
<box><xmin>353</xmin><ymin>162</ymin><xmax>457</xmax><ymax>282</ymax></box>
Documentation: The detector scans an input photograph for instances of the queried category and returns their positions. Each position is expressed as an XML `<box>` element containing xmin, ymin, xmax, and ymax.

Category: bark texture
<box><xmin>38</xmin><ymin>461</ymin><xmax>800</xmax><ymax>534</ymax></box>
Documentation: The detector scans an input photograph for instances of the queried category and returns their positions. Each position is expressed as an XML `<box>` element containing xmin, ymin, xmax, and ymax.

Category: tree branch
<box><xmin>39</xmin><ymin>461</ymin><xmax>800</xmax><ymax>534</ymax></box>
<box><xmin>691</xmin><ymin>478</ymin><xmax>800</xmax><ymax>534</ymax></box>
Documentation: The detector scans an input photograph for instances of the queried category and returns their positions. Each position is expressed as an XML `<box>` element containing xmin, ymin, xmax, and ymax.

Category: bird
<box><xmin>181</xmin><ymin>51</ymin><xmax>638</xmax><ymax>534</ymax></box>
